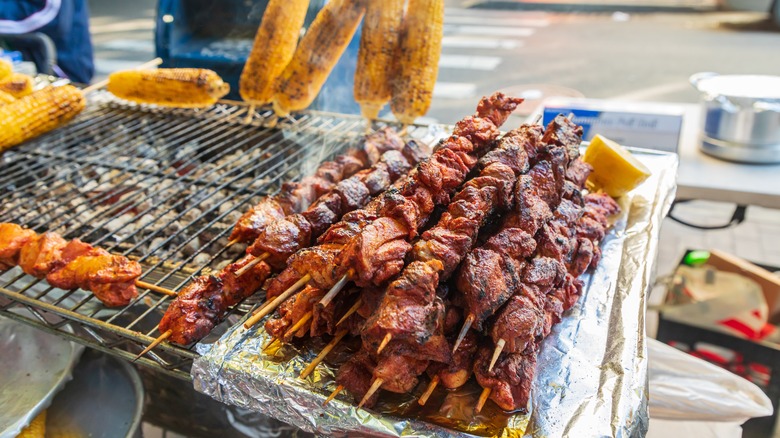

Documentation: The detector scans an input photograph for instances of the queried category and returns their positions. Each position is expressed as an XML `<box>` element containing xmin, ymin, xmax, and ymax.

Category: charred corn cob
<box><xmin>273</xmin><ymin>0</ymin><xmax>366</xmax><ymax>117</ymax></box>
<box><xmin>0</xmin><ymin>90</ymin><xmax>15</xmax><ymax>105</ymax></box>
<box><xmin>107</xmin><ymin>68</ymin><xmax>230</xmax><ymax>108</ymax></box>
<box><xmin>17</xmin><ymin>410</ymin><xmax>46</xmax><ymax>438</ymax></box>
<box><xmin>0</xmin><ymin>85</ymin><xmax>85</xmax><ymax>153</ymax></box>
<box><xmin>354</xmin><ymin>0</ymin><xmax>404</xmax><ymax>121</ymax></box>
<box><xmin>0</xmin><ymin>73</ymin><xmax>34</xmax><ymax>98</ymax></box>
<box><xmin>240</xmin><ymin>0</ymin><xmax>310</xmax><ymax>105</ymax></box>
<box><xmin>390</xmin><ymin>0</ymin><xmax>444</xmax><ymax>125</ymax></box>
<box><xmin>0</xmin><ymin>58</ymin><xmax>12</xmax><ymax>81</ymax></box>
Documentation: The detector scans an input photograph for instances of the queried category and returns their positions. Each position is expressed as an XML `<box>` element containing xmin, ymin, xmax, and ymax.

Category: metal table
<box><xmin>676</xmin><ymin>103</ymin><xmax>780</xmax><ymax>209</ymax></box>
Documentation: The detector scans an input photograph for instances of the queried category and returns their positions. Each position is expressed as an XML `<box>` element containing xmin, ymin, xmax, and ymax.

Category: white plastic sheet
<box><xmin>648</xmin><ymin>338</ymin><xmax>772</xmax><ymax>422</ymax></box>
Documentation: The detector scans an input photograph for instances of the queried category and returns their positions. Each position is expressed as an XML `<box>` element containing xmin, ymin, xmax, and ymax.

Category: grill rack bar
<box><xmin>0</xmin><ymin>93</ymin><xmax>435</xmax><ymax>378</ymax></box>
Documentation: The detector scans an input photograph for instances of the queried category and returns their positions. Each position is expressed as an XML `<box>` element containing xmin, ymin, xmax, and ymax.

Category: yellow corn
<box><xmin>273</xmin><ymin>0</ymin><xmax>366</xmax><ymax>117</ymax></box>
<box><xmin>0</xmin><ymin>85</ymin><xmax>86</xmax><ymax>153</ymax></box>
<box><xmin>0</xmin><ymin>90</ymin><xmax>15</xmax><ymax>105</ymax></box>
<box><xmin>0</xmin><ymin>73</ymin><xmax>34</xmax><ymax>98</ymax></box>
<box><xmin>107</xmin><ymin>68</ymin><xmax>230</xmax><ymax>108</ymax></box>
<box><xmin>0</xmin><ymin>58</ymin><xmax>12</xmax><ymax>81</ymax></box>
<box><xmin>17</xmin><ymin>410</ymin><xmax>46</xmax><ymax>438</ymax></box>
<box><xmin>354</xmin><ymin>0</ymin><xmax>404</xmax><ymax>121</ymax></box>
<box><xmin>390</xmin><ymin>0</ymin><xmax>444</xmax><ymax>125</ymax></box>
<box><xmin>240</xmin><ymin>0</ymin><xmax>310</xmax><ymax>106</ymax></box>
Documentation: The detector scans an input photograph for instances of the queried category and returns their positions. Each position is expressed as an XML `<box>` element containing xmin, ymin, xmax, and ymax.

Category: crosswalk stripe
<box><xmin>444</xmin><ymin>15</ymin><xmax>549</xmax><ymax>27</ymax></box>
<box><xmin>445</xmin><ymin>25</ymin><xmax>536</xmax><ymax>37</ymax></box>
<box><xmin>433</xmin><ymin>82</ymin><xmax>477</xmax><ymax>99</ymax></box>
<box><xmin>439</xmin><ymin>55</ymin><xmax>502</xmax><ymax>71</ymax></box>
<box><xmin>442</xmin><ymin>36</ymin><xmax>522</xmax><ymax>50</ymax></box>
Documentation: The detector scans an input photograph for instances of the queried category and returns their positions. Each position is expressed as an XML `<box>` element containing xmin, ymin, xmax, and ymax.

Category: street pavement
<box><xmin>86</xmin><ymin>0</ymin><xmax>780</xmax><ymax>124</ymax></box>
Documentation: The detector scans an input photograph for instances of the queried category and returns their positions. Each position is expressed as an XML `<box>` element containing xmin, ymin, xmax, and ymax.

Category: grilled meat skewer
<box><xmin>474</xmin><ymin>192</ymin><xmax>619</xmax><ymax>412</ymax></box>
<box><xmin>259</xmin><ymin>93</ymin><xmax>523</xmax><ymax>330</ymax></box>
<box><xmin>229</xmin><ymin>128</ymin><xmax>404</xmax><ymax>244</ymax></box>
<box><xmin>0</xmin><ymin>223</ymin><xmax>142</xmax><ymax>306</ymax></box>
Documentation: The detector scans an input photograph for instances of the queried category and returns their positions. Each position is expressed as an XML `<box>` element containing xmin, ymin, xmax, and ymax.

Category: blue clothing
<box><xmin>0</xmin><ymin>0</ymin><xmax>94</xmax><ymax>83</ymax></box>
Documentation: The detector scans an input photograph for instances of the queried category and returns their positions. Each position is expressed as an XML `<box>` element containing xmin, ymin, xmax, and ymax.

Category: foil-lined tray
<box><xmin>192</xmin><ymin>148</ymin><xmax>678</xmax><ymax>437</ymax></box>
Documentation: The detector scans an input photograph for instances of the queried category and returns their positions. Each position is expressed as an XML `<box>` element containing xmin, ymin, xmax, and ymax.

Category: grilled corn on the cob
<box><xmin>17</xmin><ymin>410</ymin><xmax>46</xmax><ymax>438</ymax></box>
<box><xmin>0</xmin><ymin>58</ymin><xmax>12</xmax><ymax>81</ymax></box>
<box><xmin>354</xmin><ymin>0</ymin><xmax>404</xmax><ymax>121</ymax></box>
<box><xmin>107</xmin><ymin>68</ymin><xmax>230</xmax><ymax>108</ymax></box>
<box><xmin>0</xmin><ymin>90</ymin><xmax>15</xmax><ymax>105</ymax></box>
<box><xmin>240</xmin><ymin>0</ymin><xmax>309</xmax><ymax>105</ymax></box>
<box><xmin>0</xmin><ymin>85</ymin><xmax>85</xmax><ymax>153</ymax></box>
<box><xmin>273</xmin><ymin>0</ymin><xmax>366</xmax><ymax>117</ymax></box>
<box><xmin>390</xmin><ymin>0</ymin><xmax>444</xmax><ymax>125</ymax></box>
<box><xmin>0</xmin><ymin>73</ymin><xmax>34</xmax><ymax>98</ymax></box>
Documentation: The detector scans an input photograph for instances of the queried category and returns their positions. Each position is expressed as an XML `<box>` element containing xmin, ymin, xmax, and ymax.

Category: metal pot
<box><xmin>690</xmin><ymin>72</ymin><xmax>780</xmax><ymax>164</ymax></box>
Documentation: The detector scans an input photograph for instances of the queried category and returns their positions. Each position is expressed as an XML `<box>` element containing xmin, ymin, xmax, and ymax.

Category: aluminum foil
<box><xmin>192</xmin><ymin>148</ymin><xmax>678</xmax><ymax>437</ymax></box>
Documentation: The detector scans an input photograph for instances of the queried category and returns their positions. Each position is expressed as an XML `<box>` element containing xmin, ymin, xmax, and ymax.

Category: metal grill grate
<box><xmin>0</xmin><ymin>92</ymin><xmax>433</xmax><ymax>380</ymax></box>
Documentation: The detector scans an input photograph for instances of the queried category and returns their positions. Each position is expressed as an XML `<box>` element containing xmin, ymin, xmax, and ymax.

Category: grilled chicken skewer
<box><xmin>0</xmin><ymin>223</ymin><xmax>147</xmax><ymax>306</ymax></box>
<box><xmin>474</xmin><ymin>192</ymin><xmax>620</xmax><ymax>412</ymax></box>
<box><xmin>138</xmin><ymin>140</ymin><xmax>428</xmax><ymax>357</ymax></box>
<box><xmin>230</xmin><ymin>128</ymin><xmax>402</xmax><ymax>245</ymax></box>
<box><xmin>332</xmin><ymin>115</ymin><xmax>586</xmax><ymax>409</ymax></box>
<box><xmin>259</xmin><ymin>94</ymin><xmax>523</xmax><ymax>336</ymax></box>
<box><xmin>452</xmin><ymin>115</ymin><xmax>586</xmax><ymax>352</ymax></box>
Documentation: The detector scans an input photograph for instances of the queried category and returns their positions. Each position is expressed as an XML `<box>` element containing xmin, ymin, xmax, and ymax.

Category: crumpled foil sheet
<box><xmin>192</xmin><ymin>148</ymin><xmax>678</xmax><ymax>437</ymax></box>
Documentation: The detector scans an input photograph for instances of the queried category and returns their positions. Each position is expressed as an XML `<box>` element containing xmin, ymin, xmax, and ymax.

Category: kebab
<box><xmin>229</xmin><ymin>127</ymin><xmax>404</xmax><ymax>245</ymax></box>
<box><xmin>451</xmin><ymin>116</ymin><xmax>584</xmax><ymax>352</ymax></box>
<box><xmin>0</xmin><ymin>223</ymin><xmax>149</xmax><ymax>307</ymax></box>
<box><xmin>264</xmin><ymin>122</ymin><xmax>541</xmax><ymax>348</ymax></box>
<box><xmin>474</xmin><ymin>192</ymin><xmax>620</xmax><ymax>412</ymax></box>
<box><xmin>141</xmin><ymin>137</ymin><xmax>428</xmax><ymax>352</ymax></box>
<box><xmin>247</xmin><ymin>93</ymin><xmax>523</xmax><ymax>329</ymax></box>
<box><xmin>335</xmin><ymin>116</ymin><xmax>585</xmax><ymax>407</ymax></box>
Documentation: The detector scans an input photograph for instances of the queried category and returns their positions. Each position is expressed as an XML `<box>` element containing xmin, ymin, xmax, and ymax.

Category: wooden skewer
<box><xmin>234</xmin><ymin>252</ymin><xmax>270</xmax><ymax>277</ymax></box>
<box><xmin>475</xmin><ymin>387</ymin><xmax>491</xmax><ymax>413</ymax></box>
<box><xmin>376</xmin><ymin>333</ymin><xmax>392</xmax><ymax>354</ymax></box>
<box><xmin>418</xmin><ymin>375</ymin><xmax>440</xmax><ymax>406</ymax></box>
<box><xmin>358</xmin><ymin>378</ymin><xmax>384</xmax><ymax>409</ymax></box>
<box><xmin>452</xmin><ymin>314</ymin><xmax>475</xmax><ymax>353</ymax></box>
<box><xmin>226</xmin><ymin>238</ymin><xmax>240</xmax><ymax>248</ymax></box>
<box><xmin>243</xmin><ymin>273</ymin><xmax>311</xmax><ymax>329</ymax></box>
<box><xmin>319</xmin><ymin>269</ymin><xmax>354</xmax><ymax>308</ymax></box>
<box><xmin>133</xmin><ymin>329</ymin><xmax>172</xmax><ymax>362</ymax></box>
<box><xmin>336</xmin><ymin>298</ymin><xmax>362</xmax><ymax>326</ymax></box>
<box><xmin>284</xmin><ymin>311</ymin><xmax>312</xmax><ymax>340</ymax></box>
<box><xmin>300</xmin><ymin>329</ymin><xmax>349</xmax><ymax>379</ymax></box>
<box><xmin>244</xmin><ymin>104</ymin><xmax>256</xmax><ymax>124</ymax></box>
<box><xmin>135</xmin><ymin>280</ymin><xmax>177</xmax><ymax>297</ymax></box>
<box><xmin>488</xmin><ymin>339</ymin><xmax>506</xmax><ymax>372</ymax></box>
<box><xmin>324</xmin><ymin>385</ymin><xmax>344</xmax><ymax>406</ymax></box>
<box><xmin>262</xmin><ymin>337</ymin><xmax>281</xmax><ymax>352</ymax></box>
<box><xmin>83</xmin><ymin>58</ymin><xmax>162</xmax><ymax>93</ymax></box>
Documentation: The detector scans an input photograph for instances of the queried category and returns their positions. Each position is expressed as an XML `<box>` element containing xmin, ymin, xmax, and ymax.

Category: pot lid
<box><xmin>693</xmin><ymin>74</ymin><xmax>780</xmax><ymax>99</ymax></box>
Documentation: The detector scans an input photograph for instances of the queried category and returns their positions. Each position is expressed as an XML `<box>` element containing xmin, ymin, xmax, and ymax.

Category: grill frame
<box><xmin>0</xmin><ymin>93</ymin><xmax>435</xmax><ymax>380</ymax></box>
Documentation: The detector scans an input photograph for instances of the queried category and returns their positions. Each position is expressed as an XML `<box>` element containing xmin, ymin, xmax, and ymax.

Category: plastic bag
<box><xmin>648</xmin><ymin>338</ymin><xmax>772</xmax><ymax>422</ymax></box>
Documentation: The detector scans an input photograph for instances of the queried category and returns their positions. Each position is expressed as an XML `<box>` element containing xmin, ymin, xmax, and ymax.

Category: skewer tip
<box><xmin>243</xmin><ymin>273</ymin><xmax>311</xmax><ymax>329</ymax></box>
<box><xmin>324</xmin><ymin>385</ymin><xmax>345</xmax><ymax>407</ymax></box>
<box><xmin>284</xmin><ymin>311</ymin><xmax>313</xmax><ymax>340</ymax></box>
<box><xmin>358</xmin><ymin>378</ymin><xmax>384</xmax><ymax>409</ymax></box>
<box><xmin>262</xmin><ymin>338</ymin><xmax>281</xmax><ymax>352</ymax></box>
<box><xmin>234</xmin><ymin>253</ymin><xmax>267</xmax><ymax>278</ymax></box>
<box><xmin>376</xmin><ymin>333</ymin><xmax>392</xmax><ymax>354</ymax></box>
<box><xmin>418</xmin><ymin>375</ymin><xmax>440</xmax><ymax>406</ymax></box>
<box><xmin>488</xmin><ymin>339</ymin><xmax>506</xmax><ymax>372</ymax></box>
<box><xmin>476</xmin><ymin>387</ymin><xmax>491</xmax><ymax>413</ymax></box>
<box><xmin>452</xmin><ymin>314</ymin><xmax>475</xmax><ymax>353</ymax></box>
<box><xmin>134</xmin><ymin>329</ymin><xmax>172</xmax><ymax>362</ymax></box>
<box><xmin>135</xmin><ymin>280</ymin><xmax>177</xmax><ymax>297</ymax></box>
<box><xmin>319</xmin><ymin>270</ymin><xmax>353</xmax><ymax>308</ymax></box>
